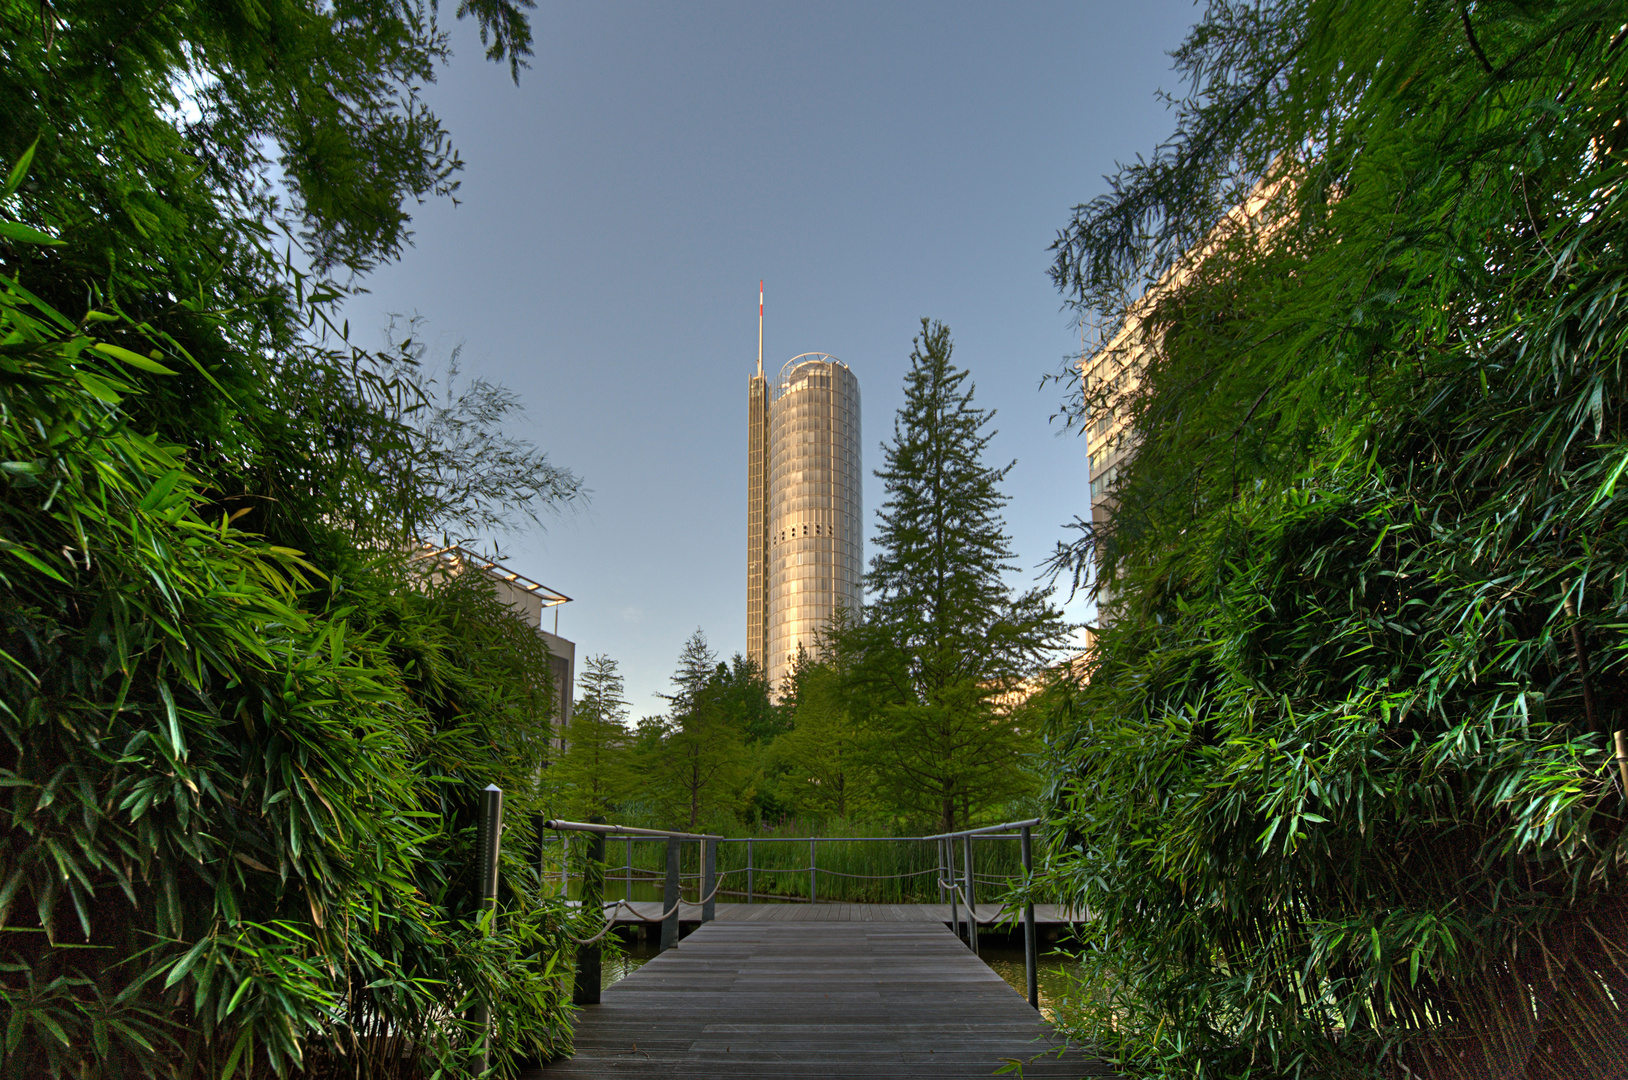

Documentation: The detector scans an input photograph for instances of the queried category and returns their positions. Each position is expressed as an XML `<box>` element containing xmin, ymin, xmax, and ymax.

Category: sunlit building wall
<box><xmin>748</xmin><ymin>353</ymin><xmax>862</xmax><ymax>695</ymax></box>
<box><xmin>746</xmin><ymin>370</ymin><xmax>769</xmax><ymax>668</ymax></box>
<box><xmin>1080</xmin><ymin>174</ymin><xmax>1288</xmax><ymax>609</ymax></box>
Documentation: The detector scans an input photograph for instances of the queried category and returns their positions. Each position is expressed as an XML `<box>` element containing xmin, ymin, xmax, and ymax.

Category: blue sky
<box><xmin>341</xmin><ymin>1</ymin><xmax>1200</xmax><ymax>716</ymax></box>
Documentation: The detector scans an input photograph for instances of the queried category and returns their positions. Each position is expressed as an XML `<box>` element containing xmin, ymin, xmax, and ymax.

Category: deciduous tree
<box><xmin>643</xmin><ymin>631</ymin><xmax>751</xmax><ymax>829</ymax></box>
<box><xmin>777</xmin><ymin>617</ymin><xmax>877</xmax><ymax>821</ymax></box>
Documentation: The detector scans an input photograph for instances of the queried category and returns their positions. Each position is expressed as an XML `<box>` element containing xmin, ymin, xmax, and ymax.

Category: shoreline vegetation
<box><xmin>545</xmin><ymin>819</ymin><xmax>1033</xmax><ymax>907</ymax></box>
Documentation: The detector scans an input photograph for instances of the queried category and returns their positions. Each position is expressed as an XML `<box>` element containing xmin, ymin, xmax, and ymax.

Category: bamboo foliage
<box><xmin>0</xmin><ymin>275</ymin><xmax>574</xmax><ymax>1076</ymax></box>
<box><xmin>1042</xmin><ymin>3</ymin><xmax>1628</xmax><ymax>1078</ymax></box>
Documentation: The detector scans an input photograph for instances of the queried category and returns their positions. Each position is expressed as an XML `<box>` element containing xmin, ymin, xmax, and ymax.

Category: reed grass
<box><xmin>545</xmin><ymin>821</ymin><xmax>1030</xmax><ymax>905</ymax></box>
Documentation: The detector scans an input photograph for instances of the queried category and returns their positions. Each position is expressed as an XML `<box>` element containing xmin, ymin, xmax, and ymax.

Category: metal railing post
<box><xmin>746</xmin><ymin>838</ymin><xmax>754</xmax><ymax>904</ymax></box>
<box><xmin>962</xmin><ymin>833</ymin><xmax>978</xmax><ymax>956</ymax></box>
<box><xmin>574</xmin><ymin>815</ymin><xmax>606</xmax><ymax>1005</ymax></box>
<box><xmin>661</xmin><ymin>836</ymin><xmax>681</xmax><ymax>952</ymax></box>
<box><xmin>1021</xmin><ymin>824</ymin><xmax>1038</xmax><ymax>1010</ymax></box>
<box><xmin>946</xmin><ymin>837</ymin><xmax>959</xmax><ymax>942</ymax></box>
<box><xmin>702</xmin><ymin>837</ymin><xmax>717</xmax><ymax>923</ymax></box>
<box><xmin>810</xmin><ymin>838</ymin><xmax>817</xmax><ymax>904</ymax></box>
<box><xmin>533</xmin><ymin>811</ymin><xmax>549</xmax><ymax>893</ymax></box>
<box><xmin>473</xmin><ymin>785</ymin><xmax>503</xmax><ymax>1073</ymax></box>
<box><xmin>936</xmin><ymin>837</ymin><xmax>946</xmax><ymax>905</ymax></box>
<box><xmin>625</xmin><ymin>835</ymin><xmax>633</xmax><ymax>902</ymax></box>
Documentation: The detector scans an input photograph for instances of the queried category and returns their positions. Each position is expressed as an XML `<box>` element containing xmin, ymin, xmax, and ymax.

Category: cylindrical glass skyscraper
<box><xmin>748</xmin><ymin>353</ymin><xmax>862</xmax><ymax>695</ymax></box>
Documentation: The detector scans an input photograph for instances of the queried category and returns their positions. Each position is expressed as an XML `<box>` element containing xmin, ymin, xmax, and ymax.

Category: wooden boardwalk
<box><xmin>526</xmin><ymin>921</ymin><xmax>1114</xmax><ymax>1078</ymax></box>
<box><xmin>599</xmin><ymin>901</ymin><xmax>1084</xmax><ymax>925</ymax></box>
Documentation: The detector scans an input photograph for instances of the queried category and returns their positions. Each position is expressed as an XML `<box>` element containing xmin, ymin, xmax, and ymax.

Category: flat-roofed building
<box><xmin>411</xmin><ymin>544</ymin><xmax>575</xmax><ymax>741</ymax></box>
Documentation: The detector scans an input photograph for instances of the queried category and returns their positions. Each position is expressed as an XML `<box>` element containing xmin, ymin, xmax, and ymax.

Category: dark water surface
<box><xmin>600</xmin><ymin>936</ymin><xmax>659</xmax><ymax>989</ymax></box>
<box><xmin>976</xmin><ymin>940</ymin><xmax>1081</xmax><ymax>1022</ymax></box>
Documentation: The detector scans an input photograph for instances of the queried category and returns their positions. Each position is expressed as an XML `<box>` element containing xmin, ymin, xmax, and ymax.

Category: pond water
<box><xmin>595</xmin><ymin>930</ymin><xmax>1079</xmax><ymax>1022</ymax></box>
<box><xmin>599</xmin><ymin>935</ymin><xmax>660</xmax><ymax>989</ymax></box>
<box><xmin>976</xmin><ymin>939</ymin><xmax>1081</xmax><ymax>1023</ymax></box>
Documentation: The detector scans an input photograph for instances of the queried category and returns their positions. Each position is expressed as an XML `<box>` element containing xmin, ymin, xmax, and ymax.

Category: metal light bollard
<box><xmin>1021</xmin><ymin>825</ymin><xmax>1038</xmax><ymax>1010</ymax></box>
<box><xmin>473</xmin><ymin>784</ymin><xmax>503</xmax><ymax>1075</ymax></box>
<box><xmin>573</xmin><ymin>816</ymin><xmax>607</xmax><ymax>1006</ymax></box>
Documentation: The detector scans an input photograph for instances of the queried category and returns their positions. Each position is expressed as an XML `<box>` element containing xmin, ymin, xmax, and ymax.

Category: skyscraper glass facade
<box><xmin>748</xmin><ymin>353</ymin><xmax>862</xmax><ymax>696</ymax></box>
<box><xmin>746</xmin><ymin>373</ymin><xmax>769</xmax><ymax>668</ymax></box>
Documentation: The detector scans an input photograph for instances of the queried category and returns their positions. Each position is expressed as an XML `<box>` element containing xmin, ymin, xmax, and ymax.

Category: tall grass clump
<box><xmin>566</xmin><ymin>818</ymin><xmax>1030</xmax><ymax>905</ymax></box>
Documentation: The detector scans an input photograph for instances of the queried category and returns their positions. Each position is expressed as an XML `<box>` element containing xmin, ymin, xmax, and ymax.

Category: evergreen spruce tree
<box><xmin>856</xmin><ymin>319</ymin><xmax>1068</xmax><ymax>830</ymax></box>
<box><xmin>643</xmin><ymin>630</ymin><xmax>750</xmax><ymax>828</ymax></box>
<box><xmin>556</xmin><ymin>654</ymin><xmax>633</xmax><ymax>819</ymax></box>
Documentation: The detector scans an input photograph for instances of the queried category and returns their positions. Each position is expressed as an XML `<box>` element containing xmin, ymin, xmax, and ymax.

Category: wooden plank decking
<box><xmin>525</xmin><ymin>921</ymin><xmax>1115</xmax><ymax>1078</ymax></box>
<box><xmin>597</xmin><ymin>901</ymin><xmax>1084</xmax><ymax>924</ymax></box>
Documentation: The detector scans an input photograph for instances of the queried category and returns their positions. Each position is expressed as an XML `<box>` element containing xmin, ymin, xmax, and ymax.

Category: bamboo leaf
<box><xmin>3</xmin><ymin>140</ymin><xmax>37</xmax><ymax>197</ymax></box>
<box><xmin>0</xmin><ymin>221</ymin><xmax>60</xmax><ymax>245</ymax></box>
<box><xmin>91</xmin><ymin>342</ymin><xmax>176</xmax><ymax>375</ymax></box>
<box><xmin>163</xmin><ymin>938</ymin><xmax>210</xmax><ymax>989</ymax></box>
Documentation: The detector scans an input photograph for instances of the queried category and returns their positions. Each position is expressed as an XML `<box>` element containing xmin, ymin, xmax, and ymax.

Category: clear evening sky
<box><xmin>340</xmin><ymin>1</ymin><xmax>1199</xmax><ymax>717</ymax></box>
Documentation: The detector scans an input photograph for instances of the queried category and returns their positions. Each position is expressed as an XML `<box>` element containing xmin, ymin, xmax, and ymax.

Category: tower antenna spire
<box><xmin>757</xmin><ymin>280</ymin><xmax>764</xmax><ymax>378</ymax></box>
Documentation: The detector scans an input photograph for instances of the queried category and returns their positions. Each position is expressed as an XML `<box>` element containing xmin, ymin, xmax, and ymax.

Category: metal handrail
<box><xmin>921</xmin><ymin>817</ymin><xmax>1043</xmax><ymax>841</ymax></box>
<box><xmin>542</xmin><ymin>818</ymin><xmax>725</xmax><ymax>971</ymax></box>
<box><xmin>718</xmin><ymin>833</ymin><xmax>1024</xmax><ymax>842</ymax></box>
<box><xmin>541</xmin><ymin>816</ymin><xmax>1047</xmax><ymax>1013</ymax></box>
<box><xmin>546</xmin><ymin>830</ymin><xmax>1026</xmax><ymax>842</ymax></box>
<box><xmin>544</xmin><ymin>818</ymin><xmax>723</xmax><ymax>841</ymax></box>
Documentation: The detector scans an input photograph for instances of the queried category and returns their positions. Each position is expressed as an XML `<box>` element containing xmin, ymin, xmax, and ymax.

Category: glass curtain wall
<box><xmin>746</xmin><ymin>374</ymin><xmax>769</xmax><ymax>671</ymax></box>
<box><xmin>765</xmin><ymin>354</ymin><xmax>863</xmax><ymax>695</ymax></box>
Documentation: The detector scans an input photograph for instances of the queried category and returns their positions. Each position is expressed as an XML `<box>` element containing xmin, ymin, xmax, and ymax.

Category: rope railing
<box><xmin>546</xmin><ymin>833</ymin><xmax>1023</xmax><ymax>906</ymax></box>
<box><xmin>936</xmin><ymin>879</ymin><xmax>1009</xmax><ymax>925</ymax></box>
<box><xmin>555</xmin><ymin>868</ymin><xmax>1019</xmax><ymax>906</ymax></box>
<box><xmin>562</xmin><ymin>871</ymin><xmax>737</xmax><ymax>944</ymax></box>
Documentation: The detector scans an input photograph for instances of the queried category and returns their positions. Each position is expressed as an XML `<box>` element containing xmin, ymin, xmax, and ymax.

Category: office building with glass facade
<box><xmin>747</xmin><ymin>353</ymin><xmax>862</xmax><ymax>696</ymax></box>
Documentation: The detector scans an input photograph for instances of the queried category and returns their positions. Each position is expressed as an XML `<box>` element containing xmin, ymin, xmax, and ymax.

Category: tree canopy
<box><xmin>0</xmin><ymin>0</ymin><xmax>595</xmax><ymax>1074</ymax></box>
<box><xmin>556</xmin><ymin>654</ymin><xmax>635</xmax><ymax>820</ymax></box>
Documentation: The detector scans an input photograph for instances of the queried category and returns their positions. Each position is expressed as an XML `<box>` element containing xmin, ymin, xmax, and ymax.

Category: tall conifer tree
<box><xmin>643</xmin><ymin>631</ymin><xmax>750</xmax><ymax>828</ymax></box>
<box><xmin>556</xmin><ymin>654</ymin><xmax>633</xmax><ymax>819</ymax></box>
<box><xmin>855</xmin><ymin>319</ymin><xmax>1068</xmax><ymax>830</ymax></box>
